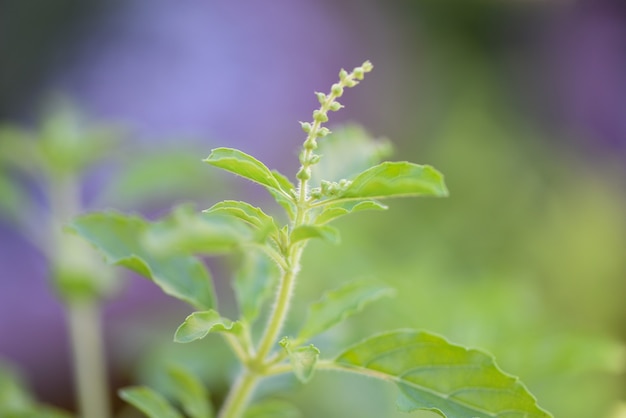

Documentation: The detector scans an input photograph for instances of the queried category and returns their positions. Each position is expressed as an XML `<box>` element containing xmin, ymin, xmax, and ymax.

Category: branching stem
<box><xmin>217</xmin><ymin>61</ymin><xmax>372</xmax><ymax>418</ymax></box>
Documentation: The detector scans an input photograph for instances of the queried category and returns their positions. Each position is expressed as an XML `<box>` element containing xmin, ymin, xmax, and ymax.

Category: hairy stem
<box><xmin>218</xmin><ymin>246</ymin><xmax>303</xmax><ymax>418</ymax></box>
<box><xmin>217</xmin><ymin>370</ymin><xmax>260</xmax><ymax>418</ymax></box>
<box><xmin>255</xmin><ymin>248</ymin><xmax>301</xmax><ymax>361</ymax></box>
<box><xmin>218</xmin><ymin>62</ymin><xmax>372</xmax><ymax>418</ymax></box>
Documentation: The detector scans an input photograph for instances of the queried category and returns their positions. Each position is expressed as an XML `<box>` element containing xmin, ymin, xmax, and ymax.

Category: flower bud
<box><xmin>296</xmin><ymin>167</ymin><xmax>311</xmax><ymax>181</ymax></box>
<box><xmin>299</xmin><ymin>121</ymin><xmax>312</xmax><ymax>133</ymax></box>
<box><xmin>354</xmin><ymin>68</ymin><xmax>365</xmax><ymax>80</ymax></box>
<box><xmin>315</xmin><ymin>92</ymin><xmax>326</xmax><ymax>104</ymax></box>
<box><xmin>361</xmin><ymin>60</ymin><xmax>373</xmax><ymax>72</ymax></box>
<box><xmin>339</xmin><ymin>69</ymin><xmax>348</xmax><ymax>81</ymax></box>
<box><xmin>313</xmin><ymin>109</ymin><xmax>328</xmax><ymax>123</ymax></box>
<box><xmin>310</xmin><ymin>154</ymin><xmax>321</xmax><ymax>164</ymax></box>
<box><xmin>310</xmin><ymin>188</ymin><xmax>322</xmax><ymax>199</ymax></box>
<box><xmin>317</xmin><ymin>127</ymin><xmax>331</xmax><ymax>137</ymax></box>
<box><xmin>303</xmin><ymin>137</ymin><xmax>318</xmax><ymax>150</ymax></box>
<box><xmin>329</xmin><ymin>102</ymin><xmax>343</xmax><ymax>112</ymax></box>
<box><xmin>331</xmin><ymin>83</ymin><xmax>344</xmax><ymax>97</ymax></box>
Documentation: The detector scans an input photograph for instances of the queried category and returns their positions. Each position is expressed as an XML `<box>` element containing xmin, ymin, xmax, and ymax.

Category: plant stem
<box><xmin>218</xmin><ymin>247</ymin><xmax>302</xmax><ymax>418</ymax></box>
<box><xmin>49</xmin><ymin>173</ymin><xmax>111</xmax><ymax>418</ymax></box>
<box><xmin>217</xmin><ymin>370</ymin><xmax>260</xmax><ymax>418</ymax></box>
<box><xmin>67</xmin><ymin>300</ymin><xmax>111</xmax><ymax>418</ymax></box>
<box><xmin>254</xmin><ymin>251</ymin><xmax>300</xmax><ymax>361</ymax></box>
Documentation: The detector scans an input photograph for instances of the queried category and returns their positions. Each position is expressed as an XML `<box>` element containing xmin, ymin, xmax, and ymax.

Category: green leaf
<box><xmin>291</xmin><ymin>225</ymin><xmax>340</xmax><ymax>245</ymax></box>
<box><xmin>0</xmin><ymin>363</ymin><xmax>73</xmax><ymax>417</ymax></box>
<box><xmin>144</xmin><ymin>204</ymin><xmax>250</xmax><ymax>256</ymax></box>
<box><xmin>204</xmin><ymin>148</ymin><xmax>287</xmax><ymax>195</ymax></box>
<box><xmin>271</xmin><ymin>169</ymin><xmax>296</xmax><ymax>195</ymax></box>
<box><xmin>174</xmin><ymin>310</ymin><xmax>244</xmax><ymax>343</ymax></box>
<box><xmin>37</xmin><ymin>99</ymin><xmax>121</xmax><ymax>176</ymax></box>
<box><xmin>339</xmin><ymin>161</ymin><xmax>448</xmax><ymax>200</ymax></box>
<box><xmin>280</xmin><ymin>338</ymin><xmax>320</xmax><ymax>383</ymax></box>
<box><xmin>69</xmin><ymin>211</ymin><xmax>216</xmax><ymax>310</ymax></box>
<box><xmin>335</xmin><ymin>330</ymin><xmax>552</xmax><ymax>418</ymax></box>
<box><xmin>234</xmin><ymin>250</ymin><xmax>280</xmax><ymax>323</ymax></box>
<box><xmin>119</xmin><ymin>386</ymin><xmax>183</xmax><ymax>418</ymax></box>
<box><xmin>297</xmin><ymin>281</ymin><xmax>394</xmax><ymax>342</ymax></box>
<box><xmin>166</xmin><ymin>366</ymin><xmax>213</xmax><ymax>418</ymax></box>
<box><xmin>0</xmin><ymin>124</ymin><xmax>42</xmax><ymax>174</ymax></box>
<box><xmin>204</xmin><ymin>200</ymin><xmax>279</xmax><ymax>237</ymax></box>
<box><xmin>267</xmin><ymin>172</ymin><xmax>297</xmax><ymax>220</ymax></box>
<box><xmin>243</xmin><ymin>399</ymin><xmax>302</xmax><ymax>418</ymax></box>
<box><xmin>0</xmin><ymin>173</ymin><xmax>29</xmax><ymax>222</ymax></box>
<box><xmin>315</xmin><ymin>200</ymin><xmax>388</xmax><ymax>225</ymax></box>
<box><xmin>99</xmin><ymin>149</ymin><xmax>220</xmax><ymax>207</ymax></box>
<box><xmin>0</xmin><ymin>363</ymin><xmax>34</xmax><ymax>411</ymax></box>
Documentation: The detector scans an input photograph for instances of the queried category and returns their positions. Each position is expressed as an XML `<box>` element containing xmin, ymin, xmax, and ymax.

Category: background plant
<box><xmin>0</xmin><ymin>100</ymin><xmax>226</xmax><ymax>417</ymax></box>
<box><xmin>70</xmin><ymin>62</ymin><xmax>551</xmax><ymax>418</ymax></box>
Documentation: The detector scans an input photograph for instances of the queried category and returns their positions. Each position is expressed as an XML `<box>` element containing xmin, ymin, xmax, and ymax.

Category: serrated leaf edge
<box><xmin>333</xmin><ymin>329</ymin><xmax>552</xmax><ymax>418</ymax></box>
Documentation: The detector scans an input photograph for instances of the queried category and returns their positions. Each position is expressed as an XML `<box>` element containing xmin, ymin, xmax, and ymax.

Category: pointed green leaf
<box><xmin>297</xmin><ymin>281</ymin><xmax>394</xmax><ymax>342</ymax></box>
<box><xmin>166</xmin><ymin>366</ymin><xmax>213</xmax><ymax>418</ymax></box>
<box><xmin>0</xmin><ymin>362</ymin><xmax>73</xmax><ymax>417</ymax></box>
<box><xmin>204</xmin><ymin>200</ymin><xmax>279</xmax><ymax>237</ymax></box>
<box><xmin>144</xmin><ymin>204</ymin><xmax>251</xmax><ymax>256</ymax></box>
<box><xmin>291</xmin><ymin>225</ymin><xmax>340</xmax><ymax>245</ymax></box>
<box><xmin>271</xmin><ymin>169</ymin><xmax>296</xmax><ymax>195</ymax></box>
<box><xmin>119</xmin><ymin>386</ymin><xmax>183</xmax><ymax>418</ymax></box>
<box><xmin>335</xmin><ymin>330</ymin><xmax>552</xmax><ymax>418</ymax></box>
<box><xmin>315</xmin><ymin>200</ymin><xmax>388</xmax><ymax>225</ymax></box>
<box><xmin>234</xmin><ymin>250</ymin><xmax>280</xmax><ymax>323</ymax></box>
<box><xmin>69</xmin><ymin>211</ymin><xmax>216</xmax><ymax>310</ymax></box>
<box><xmin>99</xmin><ymin>149</ymin><xmax>221</xmax><ymax>207</ymax></box>
<box><xmin>270</xmin><ymin>169</ymin><xmax>297</xmax><ymax>220</ymax></box>
<box><xmin>204</xmin><ymin>148</ymin><xmax>285</xmax><ymax>193</ymax></box>
<box><xmin>0</xmin><ymin>174</ymin><xmax>30</xmax><ymax>221</ymax></box>
<box><xmin>339</xmin><ymin>162</ymin><xmax>448</xmax><ymax>200</ymax></box>
<box><xmin>243</xmin><ymin>399</ymin><xmax>302</xmax><ymax>418</ymax></box>
<box><xmin>174</xmin><ymin>310</ymin><xmax>244</xmax><ymax>343</ymax></box>
<box><xmin>280</xmin><ymin>338</ymin><xmax>320</xmax><ymax>384</ymax></box>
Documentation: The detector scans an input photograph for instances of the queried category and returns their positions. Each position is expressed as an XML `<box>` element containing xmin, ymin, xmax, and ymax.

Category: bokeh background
<box><xmin>1</xmin><ymin>0</ymin><xmax>625</xmax><ymax>417</ymax></box>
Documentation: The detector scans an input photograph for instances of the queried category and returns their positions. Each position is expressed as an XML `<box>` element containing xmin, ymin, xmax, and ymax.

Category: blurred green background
<box><xmin>1</xmin><ymin>0</ymin><xmax>625</xmax><ymax>417</ymax></box>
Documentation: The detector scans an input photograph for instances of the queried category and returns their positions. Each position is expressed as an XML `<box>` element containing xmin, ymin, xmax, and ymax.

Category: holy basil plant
<box><xmin>70</xmin><ymin>62</ymin><xmax>552</xmax><ymax>418</ymax></box>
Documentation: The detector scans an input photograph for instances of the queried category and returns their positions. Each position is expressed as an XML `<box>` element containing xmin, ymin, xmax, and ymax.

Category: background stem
<box><xmin>66</xmin><ymin>300</ymin><xmax>111</xmax><ymax>418</ymax></box>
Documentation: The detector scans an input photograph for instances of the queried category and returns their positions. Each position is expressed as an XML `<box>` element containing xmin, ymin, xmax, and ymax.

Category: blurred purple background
<box><xmin>1</xmin><ymin>0</ymin><xmax>625</xmax><ymax>415</ymax></box>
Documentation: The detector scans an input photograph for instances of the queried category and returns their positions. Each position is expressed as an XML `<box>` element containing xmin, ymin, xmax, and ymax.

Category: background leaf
<box><xmin>297</xmin><ymin>281</ymin><xmax>394</xmax><ymax>342</ymax></box>
<box><xmin>0</xmin><ymin>174</ymin><xmax>30</xmax><ymax>222</ymax></box>
<box><xmin>174</xmin><ymin>310</ymin><xmax>243</xmax><ymax>344</ymax></box>
<box><xmin>69</xmin><ymin>211</ymin><xmax>216</xmax><ymax>310</ymax></box>
<box><xmin>243</xmin><ymin>399</ymin><xmax>303</xmax><ymax>418</ymax></box>
<box><xmin>143</xmin><ymin>204</ymin><xmax>250</xmax><ymax>256</ymax></box>
<box><xmin>119</xmin><ymin>386</ymin><xmax>183</xmax><ymax>418</ymax></box>
<box><xmin>311</xmin><ymin>124</ymin><xmax>393</xmax><ymax>184</ymax></box>
<box><xmin>340</xmin><ymin>162</ymin><xmax>448</xmax><ymax>200</ymax></box>
<box><xmin>0</xmin><ymin>362</ymin><xmax>72</xmax><ymax>417</ymax></box>
<box><xmin>166</xmin><ymin>366</ymin><xmax>213</xmax><ymax>418</ymax></box>
<box><xmin>234</xmin><ymin>250</ymin><xmax>280</xmax><ymax>324</ymax></box>
<box><xmin>98</xmin><ymin>148</ymin><xmax>219</xmax><ymax>208</ymax></box>
<box><xmin>334</xmin><ymin>330</ymin><xmax>552</xmax><ymax>418</ymax></box>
